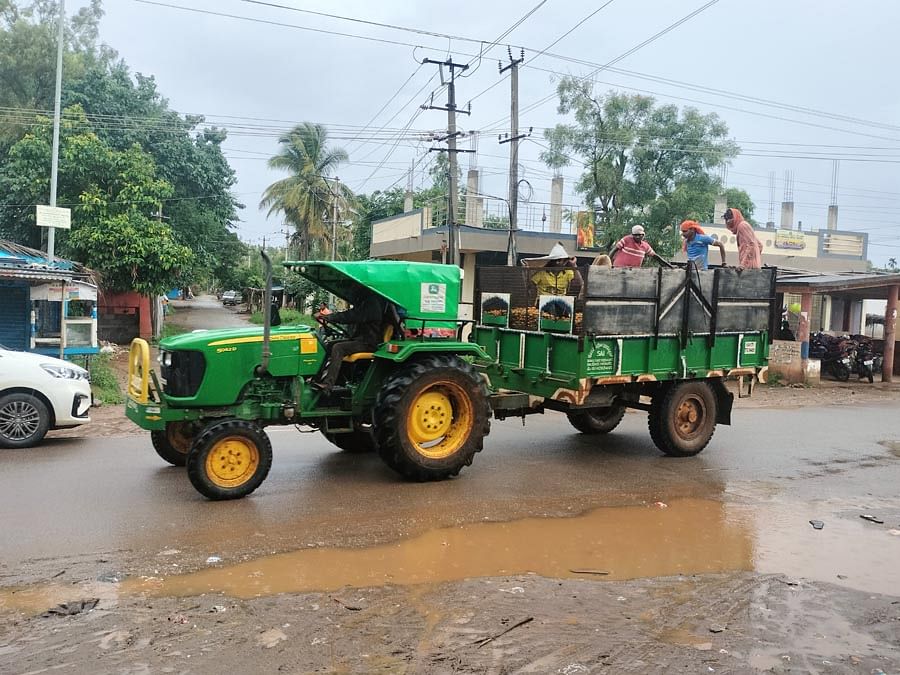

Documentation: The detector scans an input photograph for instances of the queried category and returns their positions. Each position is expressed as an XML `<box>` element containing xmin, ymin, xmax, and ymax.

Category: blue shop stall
<box><xmin>0</xmin><ymin>240</ymin><xmax>99</xmax><ymax>359</ymax></box>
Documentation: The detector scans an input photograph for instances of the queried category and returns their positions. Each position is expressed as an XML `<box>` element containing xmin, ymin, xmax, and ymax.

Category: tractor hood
<box><xmin>285</xmin><ymin>260</ymin><xmax>461</xmax><ymax>322</ymax></box>
<box><xmin>159</xmin><ymin>324</ymin><xmax>314</xmax><ymax>351</ymax></box>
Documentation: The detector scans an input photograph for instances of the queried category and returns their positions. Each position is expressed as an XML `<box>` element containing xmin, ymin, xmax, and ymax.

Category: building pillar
<box><xmin>464</xmin><ymin>169</ymin><xmax>483</xmax><ymax>227</ymax></box>
<box><xmin>549</xmin><ymin>176</ymin><xmax>563</xmax><ymax>233</ymax></box>
<box><xmin>826</xmin><ymin>204</ymin><xmax>838</xmax><ymax>230</ymax></box>
<box><xmin>403</xmin><ymin>190</ymin><xmax>414</xmax><ymax>212</ymax></box>
<box><xmin>883</xmin><ymin>284</ymin><xmax>898</xmax><ymax>383</ymax></box>
<box><xmin>713</xmin><ymin>194</ymin><xmax>727</xmax><ymax>224</ymax></box>
<box><xmin>798</xmin><ymin>291</ymin><xmax>813</xmax><ymax>375</ymax></box>
<box><xmin>780</xmin><ymin>201</ymin><xmax>794</xmax><ymax>230</ymax></box>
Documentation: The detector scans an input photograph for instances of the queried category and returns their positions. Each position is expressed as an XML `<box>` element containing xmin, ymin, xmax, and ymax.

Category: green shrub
<box><xmin>89</xmin><ymin>353</ymin><xmax>125</xmax><ymax>404</ymax></box>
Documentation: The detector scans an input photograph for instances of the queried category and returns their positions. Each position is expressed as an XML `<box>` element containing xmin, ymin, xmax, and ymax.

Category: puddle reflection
<box><xmin>130</xmin><ymin>498</ymin><xmax>751</xmax><ymax>599</ymax></box>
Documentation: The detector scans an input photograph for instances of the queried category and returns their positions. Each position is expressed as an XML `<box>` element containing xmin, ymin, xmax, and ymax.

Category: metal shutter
<box><xmin>0</xmin><ymin>283</ymin><xmax>29</xmax><ymax>350</ymax></box>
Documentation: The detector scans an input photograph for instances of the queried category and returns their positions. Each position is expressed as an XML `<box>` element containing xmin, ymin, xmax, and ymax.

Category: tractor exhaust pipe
<box><xmin>257</xmin><ymin>248</ymin><xmax>273</xmax><ymax>376</ymax></box>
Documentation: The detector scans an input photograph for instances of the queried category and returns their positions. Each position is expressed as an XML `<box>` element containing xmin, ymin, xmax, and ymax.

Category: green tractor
<box><xmin>126</xmin><ymin>255</ymin><xmax>491</xmax><ymax>500</ymax></box>
<box><xmin>127</xmin><ymin>254</ymin><xmax>775</xmax><ymax>501</ymax></box>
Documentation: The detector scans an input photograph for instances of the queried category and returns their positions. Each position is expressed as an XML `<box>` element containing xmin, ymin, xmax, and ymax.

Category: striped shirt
<box><xmin>613</xmin><ymin>235</ymin><xmax>655</xmax><ymax>268</ymax></box>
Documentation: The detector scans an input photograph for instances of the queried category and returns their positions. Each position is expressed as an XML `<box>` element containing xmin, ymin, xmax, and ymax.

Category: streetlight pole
<box><xmin>47</xmin><ymin>0</ymin><xmax>65</xmax><ymax>260</ymax></box>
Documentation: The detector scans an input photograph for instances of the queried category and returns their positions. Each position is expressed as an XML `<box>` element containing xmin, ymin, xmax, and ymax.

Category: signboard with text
<box><xmin>36</xmin><ymin>205</ymin><xmax>72</xmax><ymax>229</ymax></box>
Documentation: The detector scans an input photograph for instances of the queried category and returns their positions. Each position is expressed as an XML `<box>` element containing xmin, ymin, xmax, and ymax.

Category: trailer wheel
<box><xmin>187</xmin><ymin>420</ymin><xmax>272</xmax><ymax>500</ymax></box>
<box><xmin>151</xmin><ymin>421</ymin><xmax>199</xmax><ymax>466</ymax></box>
<box><xmin>321</xmin><ymin>427</ymin><xmax>376</xmax><ymax>453</ymax></box>
<box><xmin>567</xmin><ymin>406</ymin><xmax>626</xmax><ymax>435</ymax></box>
<box><xmin>374</xmin><ymin>355</ymin><xmax>490</xmax><ymax>481</ymax></box>
<box><xmin>648</xmin><ymin>382</ymin><xmax>717</xmax><ymax>457</ymax></box>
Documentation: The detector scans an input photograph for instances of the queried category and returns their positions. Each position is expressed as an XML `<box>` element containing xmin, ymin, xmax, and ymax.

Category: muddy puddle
<box><xmin>2</xmin><ymin>497</ymin><xmax>899</xmax><ymax>615</ymax></box>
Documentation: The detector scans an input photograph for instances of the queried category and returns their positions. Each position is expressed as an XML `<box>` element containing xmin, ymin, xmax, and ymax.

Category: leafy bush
<box><xmin>89</xmin><ymin>354</ymin><xmax>125</xmax><ymax>405</ymax></box>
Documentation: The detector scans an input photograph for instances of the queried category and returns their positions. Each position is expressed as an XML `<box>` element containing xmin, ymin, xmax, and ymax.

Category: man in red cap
<box><xmin>724</xmin><ymin>208</ymin><xmax>762</xmax><ymax>269</ymax></box>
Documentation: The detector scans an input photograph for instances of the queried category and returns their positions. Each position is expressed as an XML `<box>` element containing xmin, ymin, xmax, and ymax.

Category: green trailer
<box><xmin>125</xmin><ymin>255</ymin><xmax>774</xmax><ymax>500</ymax></box>
<box><xmin>472</xmin><ymin>264</ymin><xmax>775</xmax><ymax>456</ymax></box>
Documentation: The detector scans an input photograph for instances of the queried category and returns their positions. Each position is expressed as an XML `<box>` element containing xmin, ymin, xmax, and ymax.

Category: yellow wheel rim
<box><xmin>406</xmin><ymin>381</ymin><xmax>473</xmax><ymax>460</ymax></box>
<box><xmin>205</xmin><ymin>436</ymin><xmax>260</xmax><ymax>488</ymax></box>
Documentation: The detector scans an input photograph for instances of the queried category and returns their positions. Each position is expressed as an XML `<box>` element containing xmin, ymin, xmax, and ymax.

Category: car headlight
<box><xmin>41</xmin><ymin>363</ymin><xmax>89</xmax><ymax>380</ymax></box>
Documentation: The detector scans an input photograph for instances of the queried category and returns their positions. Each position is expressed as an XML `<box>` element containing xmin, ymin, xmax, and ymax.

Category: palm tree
<box><xmin>260</xmin><ymin>123</ymin><xmax>351</xmax><ymax>260</ymax></box>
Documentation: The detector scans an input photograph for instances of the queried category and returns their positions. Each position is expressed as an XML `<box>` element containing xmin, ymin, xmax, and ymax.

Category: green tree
<box><xmin>0</xmin><ymin>106</ymin><xmax>191</xmax><ymax>294</ymax></box>
<box><xmin>1</xmin><ymin>2</ymin><xmax>242</xmax><ymax>289</ymax></box>
<box><xmin>541</xmin><ymin>77</ymin><xmax>739</xmax><ymax>256</ymax></box>
<box><xmin>0</xmin><ymin>0</ymin><xmax>110</xmax><ymax>149</ymax></box>
<box><xmin>260</xmin><ymin>123</ymin><xmax>351</xmax><ymax>260</ymax></box>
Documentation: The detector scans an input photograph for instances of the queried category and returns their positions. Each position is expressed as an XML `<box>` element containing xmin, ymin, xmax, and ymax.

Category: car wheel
<box><xmin>0</xmin><ymin>392</ymin><xmax>51</xmax><ymax>449</ymax></box>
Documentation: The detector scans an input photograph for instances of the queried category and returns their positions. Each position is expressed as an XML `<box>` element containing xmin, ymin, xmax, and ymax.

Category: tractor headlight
<box><xmin>160</xmin><ymin>351</ymin><xmax>173</xmax><ymax>367</ymax></box>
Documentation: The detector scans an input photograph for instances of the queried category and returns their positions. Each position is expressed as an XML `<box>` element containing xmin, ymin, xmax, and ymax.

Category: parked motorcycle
<box><xmin>849</xmin><ymin>334</ymin><xmax>877</xmax><ymax>383</ymax></box>
<box><xmin>809</xmin><ymin>332</ymin><xmax>852</xmax><ymax>381</ymax></box>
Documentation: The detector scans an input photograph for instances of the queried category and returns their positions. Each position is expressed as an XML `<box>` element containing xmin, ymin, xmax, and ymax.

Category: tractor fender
<box><xmin>374</xmin><ymin>341</ymin><xmax>490</xmax><ymax>363</ymax></box>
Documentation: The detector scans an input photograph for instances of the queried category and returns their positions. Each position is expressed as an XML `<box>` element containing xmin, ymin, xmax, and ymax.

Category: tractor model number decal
<box><xmin>216</xmin><ymin>346</ymin><xmax>238</xmax><ymax>353</ymax></box>
<box><xmin>421</xmin><ymin>282</ymin><xmax>446</xmax><ymax>313</ymax></box>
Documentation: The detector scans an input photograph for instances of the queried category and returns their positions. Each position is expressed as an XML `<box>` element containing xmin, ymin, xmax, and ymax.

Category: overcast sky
<box><xmin>76</xmin><ymin>0</ymin><xmax>900</xmax><ymax>264</ymax></box>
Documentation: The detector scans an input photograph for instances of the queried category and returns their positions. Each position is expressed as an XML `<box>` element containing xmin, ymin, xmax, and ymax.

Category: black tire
<box><xmin>187</xmin><ymin>420</ymin><xmax>273</xmax><ymax>500</ymax></box>
<box><xmin>866</xmin><ymin>365</ymin><xmax>875</xmax><ymax>384</ymax></box>
<box><xmin>567</xmin><ymin>406</ymin><xmax>626</xmax><ymax>434</ymax></box>
<box><xmin>374</xmin><ymin>355</ymin><xmax>490</xmax><ymax>481</ymax></box>
<box><xmin>0</xmin><ymin>392</ymin><xmax>51</xmax><ymax>449</ymax></box>
<box><xmin>648</xmin><ymin>381</ymin><xmax>717</xmax><ymax>457</ymax></box>
<box><xmin>832</xmin><ymin>362</ymin><xmax>850</xmax><ymax>382</ymax></box>
<box><xmin>151</xmin><ymin>421</ymin><xmax>199</xmax><ymax>466</ymax></box>
<box><xmin>321</xmin><ymin>427</ymin><xmax>376</xmax><ymax>453</ymax></box>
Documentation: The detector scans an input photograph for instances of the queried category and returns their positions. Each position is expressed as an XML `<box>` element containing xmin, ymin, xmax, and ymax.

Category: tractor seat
<box><xmin>342</xmin><ymin>325</ymin><xmax>394</xmax><ymax>363</ymax></box>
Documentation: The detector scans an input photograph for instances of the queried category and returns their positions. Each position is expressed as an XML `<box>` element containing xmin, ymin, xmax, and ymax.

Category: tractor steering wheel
<box><xmin>316</xmin><ymin>315</ymin><xmax>350</xmax><ymax>340</ymax></box>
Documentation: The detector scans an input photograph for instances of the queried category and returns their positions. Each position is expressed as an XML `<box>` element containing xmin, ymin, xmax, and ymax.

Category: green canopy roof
<box><xmin>285</xmin><ymin>260</ymin><xmax>461</xmax><ymax>321</ymax></box>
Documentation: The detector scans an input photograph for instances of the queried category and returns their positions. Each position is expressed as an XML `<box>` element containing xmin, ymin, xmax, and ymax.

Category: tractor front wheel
<box><xmin>567</xmin><ymin>405</ymin><xmax>626</xmax><ymax>435</ymax></box>
<box><xmin>151</xmin><ymin>421</ymin><xmax>199</xmax><ymax>466</ymax></box>
<box><xmin>187</xmin><ymin>420</ymin><xmax>272</xmax><ymax>500</ymax></box>
<box><xmin>648</xmin><ymin>381</ymin><xmax>717</xmax><ymax>457</ymax></box>
<box><xmin>374</xmin><ymin>356</ymin><xmax>490</xmax><ymax>481</ymax></box>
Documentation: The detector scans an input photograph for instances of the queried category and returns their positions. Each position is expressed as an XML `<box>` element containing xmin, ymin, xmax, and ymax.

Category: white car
<box><xmin>0</xmin><ymin>345</ymin><xmax>92</xmax><ymax>448</ymax></box>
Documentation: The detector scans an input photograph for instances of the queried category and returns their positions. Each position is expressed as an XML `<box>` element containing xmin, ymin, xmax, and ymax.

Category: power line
<box><xmin>484</xmin><ymin>0</ymin><xmax>724</xmax><ymax>129</ymax></box>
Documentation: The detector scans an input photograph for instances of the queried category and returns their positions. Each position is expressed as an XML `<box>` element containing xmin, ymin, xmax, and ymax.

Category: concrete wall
<box><xmin>98</xmin><ymin>291</ymin><xmax>150</xmax><ymax>343</ymax></box>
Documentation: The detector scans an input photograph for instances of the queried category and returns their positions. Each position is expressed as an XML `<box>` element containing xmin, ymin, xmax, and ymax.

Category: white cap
<box><xmin>632</xmin><ymin>225</ymin><xmax>645</xmax><ymax>236</ymax></box>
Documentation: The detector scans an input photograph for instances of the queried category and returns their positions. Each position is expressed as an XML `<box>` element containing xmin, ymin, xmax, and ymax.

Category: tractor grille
<box><xmin>161</xmin><ymin>351</ymin><xmax>206</xmax><ymax>397</ymax></box>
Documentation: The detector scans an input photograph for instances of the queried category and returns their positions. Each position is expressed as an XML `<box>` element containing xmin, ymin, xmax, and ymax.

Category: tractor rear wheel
<box><xmin>648</xmin><ymin>381</ymin><xmax>717</xmax><ymax>457</ymax></box>
<box><xmin>567</xmin><ymin>406</ymin><xmax>626</xmax><ymax>434</ymax></box>
<box><xmin>374</xmin><ymin>355</ymin><xmax>490</xmax><ymax>481</ymax></box>
<box><xmin>187</xmin><ymin>420</ymin><xmax>272</xmax><ymax>500</ymax></box>
<box><xmin>151</xmin><ymin>421</ymin><xmax>199</xmax><ymax>466</ymax></box>
<box><xmin>321</xmin><ymin>427</ymin><xmax>376</xmax><ymax>453</ymax></box>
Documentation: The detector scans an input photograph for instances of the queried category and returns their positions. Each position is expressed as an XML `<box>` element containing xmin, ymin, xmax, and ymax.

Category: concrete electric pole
<box><xmin>47</xmin><ymin>0</ymin><xmax>65</xmax><ymax>260</ymax></box>
<box><xmin>422</xmin><ymin>58</ymin><xmax>473</xmax><ymax>267</ymax></box>
<box><xmin>499</xmin><ymin>48</ymin><xmax>530</xmax><ymax>267</ymax></box>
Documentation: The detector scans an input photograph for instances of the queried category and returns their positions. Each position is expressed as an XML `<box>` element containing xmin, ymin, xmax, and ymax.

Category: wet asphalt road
<box><xmin>3</xmin><ymin>296</ymin><xmax>899</xmax><ymax>593</ymax></box>
<box><xmin>2</xmin><ymin>402</ymin><xmax>899</xmax><ymax>574</ymax></box>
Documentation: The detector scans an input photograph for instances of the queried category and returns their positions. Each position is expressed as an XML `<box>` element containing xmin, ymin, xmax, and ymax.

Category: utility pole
<box><xmin>422</xmin><ymin>57</ymin><xmax>472</xmax><ymax>267</ymax></box>
<box><xmin>499</xmin><ymin>48</ymin><xmax>530</xmax><ymax>267</ymax></box>
<box><xmin>331</xmin><ymin>177</ymin><xmax>340</xmax><ymax>262</ymax></box>
<box><xmin>47</xmin><ymin>0</ymin><xmax>65</xmax><ymax>260</ymax></box>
